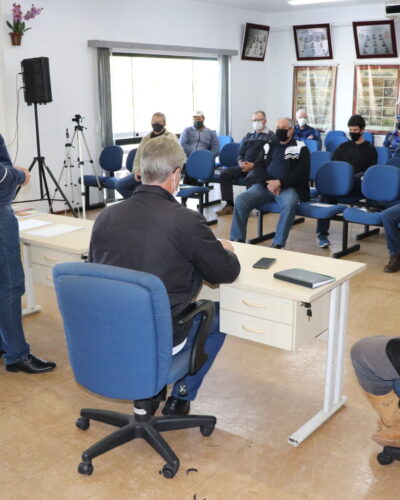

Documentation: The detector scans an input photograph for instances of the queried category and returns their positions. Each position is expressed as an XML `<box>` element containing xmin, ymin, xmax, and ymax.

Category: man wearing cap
<box><xmin>383</xmin><ymin>115</ymin><xmax>400</xmax><ymax>156</ymax></box>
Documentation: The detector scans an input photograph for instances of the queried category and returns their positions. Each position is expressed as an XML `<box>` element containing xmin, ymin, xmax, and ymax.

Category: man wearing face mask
<box><xmin>293</xmin><ymin>109</ymin><xmax>316</xmax><ymax>141</ymax></box>
<box><xmin>230</xmin><ymin>117</ymin><xmax>310</xmax><ymax>248</ymax></box>
<box><xmin>115</xmin><ymin>112</ymin><xmax>178</xmax><ymax>199</ymax></box>
<box><xmin>89</xmin><ymin>136</ymin><xmax>240</xmax><ymax>416</ymax></box>
<box><xmin>316</xmin><ymin>114</ymin><xmax>377</xmax><ymax>248</ymax></box>
<box><xmin>216</xmin><ymin>110</ymin><xmax>274</xmax><ymax>216</ymax></box>
<box><xmin>383</xmin><ymin>115</ymin><xmax>400</xmax><ymax>156</ymax></box>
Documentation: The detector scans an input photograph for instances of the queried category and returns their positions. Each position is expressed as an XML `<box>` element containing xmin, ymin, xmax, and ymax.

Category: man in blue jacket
<box><xmin>0</xmin><ymin>134</ymin><xmax>56</xmax><ymax>373</ymax></box>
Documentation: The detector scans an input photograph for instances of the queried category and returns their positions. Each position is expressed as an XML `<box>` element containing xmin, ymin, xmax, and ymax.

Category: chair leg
<box><xmin>80</xmin><ymin>408</ymin><xmax>131</xmax><ymax>428</ymax></box>
<box><xmin>143</xmin><ymin>423</ymin><xmax>180</xmax><ymax>475</ymax></box>
<box><xmin>331</xmin><ymin>220</ymin><xmax>360</xmax><ymax>259</ymax></box>
<box><xmin>356</xmin><ymin>224</ymin><xmax>380</xmax><ymax>241</ymax></box>
<box><xmin>81</xmin><ymin>422</ymin><xmax>137</xmax><ymax>463</ymax></box>
<box><xmin>153</xmin><ymin>414</ymin><xmax>216</xmax><ymax>433</ymax></box>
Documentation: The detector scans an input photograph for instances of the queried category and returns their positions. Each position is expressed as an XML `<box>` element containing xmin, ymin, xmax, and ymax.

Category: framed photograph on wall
<box><xmin>353</xmin><ymin>65</ymin><xmax>400</xmax><ymax>134</ymax></box>
<box><xmin>353</xmin><ymin>20</ymin><xmax>398</xmax><ymax>59</ymax></box>
<box><xmin>241</xmin><ymin>23</ymin><xmax>270</xmax><ymax>61</ymax></box>
<box><xmin>293</xmin><ymin>24</ymin><xmax>333</xmax><ymax>61</ymax></box>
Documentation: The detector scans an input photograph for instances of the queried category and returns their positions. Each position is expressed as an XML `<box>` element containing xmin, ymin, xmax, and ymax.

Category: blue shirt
<box><xmin>0</xmin><ymin>134</ymin><xmax>25</xmax><ymax>213</ymax></box>
<box><xmin>383</xmin><ymin>130</ymin><xmax>400</xmax><ymax>153</ymax></box>
<box><xmin>179</xmin><ymin>126</ymin><xmax>219</xmax><ymax>157</ymax></box>
<box><xmin>294</xmin><ymin>124</ymin><xmax>316</xmax><ymax>141</ymax></box>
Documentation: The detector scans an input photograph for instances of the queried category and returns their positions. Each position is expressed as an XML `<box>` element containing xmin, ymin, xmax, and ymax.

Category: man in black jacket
<box><xmin>230</xmin><ymin>117</ymin><xmax>310</xmax><ymax>248</ymax></box>
<box><xmin>89</xmin><ymin>136</ymin><xmax>240</xmax><ymax>415</ymax></box>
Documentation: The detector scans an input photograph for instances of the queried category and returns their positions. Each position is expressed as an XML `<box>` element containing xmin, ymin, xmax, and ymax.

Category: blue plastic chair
<box><xmin>125</xmin><ymin>148</ymin><xmax>137</xmax><ymax>172</ymax></box>
<box><xmin>325</xmin><ymin>133</ymin><xmax>348</xmax><ymax>154</ymax></box>
<box><xmin>211</xmin><ymin>142</ymin><xmax>240</xmax><ymax>183</ymax></box>
<box><xmin>363</xmin><ymin>131</ymin><xmax>374</xmax><ymax>145</ymax></box>
<box><xmin>218</xmin><ymin>135</ymin><xmax>234</xmax><ymax>151</ymax></box>
<box><xmin>376</xmin><ymin>146</ymin><xmax>391</xmax><ymax>165</ymax></box>
<box><xmin>309</xmin><ymin>150</ymin><xmax>332</xmax><ymax>199</ymax></box>
<box><xmin>53</xmin><ymin>262</ymin><xmax>216</xmax><ymax>478</ymax></box>
<box><xmin>386</xmin><ymin>157</ymin><xmax>400</xmax><ymax>168</ymax></box>
<box><xmin>304</xmin><ymin>139</ymin><xmax>319</xmax><ymax>153</ymax></box>
<box><xmin>114</xmin><ymin>149</ymin><xmax>139</xmax><ymax>199</ymax></box>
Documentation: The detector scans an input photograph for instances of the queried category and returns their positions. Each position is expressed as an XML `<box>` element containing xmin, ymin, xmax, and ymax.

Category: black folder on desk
<box><xmin>273</xmin><ymin>268</ymin><xmax>335</xmax><ymax>288</ymax></box>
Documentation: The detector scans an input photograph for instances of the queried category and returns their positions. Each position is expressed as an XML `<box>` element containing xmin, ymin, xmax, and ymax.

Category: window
<box><xmin>110</xmin><ymin>54</ymin><xmax>219</xmax><ymax>142</ymax></box>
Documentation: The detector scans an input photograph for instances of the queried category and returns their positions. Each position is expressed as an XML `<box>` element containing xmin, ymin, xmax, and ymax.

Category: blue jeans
<box><xmin>382</xmin><ymin>203</ymin><xmax>400</xmax><ymax>256</ymax></box>
<box><xmin>230</xmin><ymin>184</ymin><xmax>300</xmax><ymax>247</ymax></box>
<box><xmin>115</xmin><ymin>175</ymin><xmax>140</xmax><ymax>199</ymax></box>
<box><xmin>0</xmin><ymin>210</ymin><xmax>30</xmax><ymax>364</ymax></box>
<box><xmin>172</xmin><ymin>302</ymin><xmax>226</xmax><ymax>401</ymax></box>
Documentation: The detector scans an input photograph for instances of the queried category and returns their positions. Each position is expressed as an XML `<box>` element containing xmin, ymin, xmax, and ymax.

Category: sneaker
<box><xmin>317</xmin><ymin>234</ymin><xmax>330</xmax><ymax>249</ymax></box>
<box><xmin>216</xmin><ymin>204</ymin><xmax>234</xmax><ymax>216</ymax></box>
<box><xmin>384</xmin><ymin>255</ymin><xmax>400</xmax><ymax>273</ymax></box>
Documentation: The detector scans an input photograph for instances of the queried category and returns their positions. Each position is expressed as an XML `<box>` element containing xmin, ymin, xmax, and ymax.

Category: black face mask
<box><xmin>276</xmin><ymin>129</ymin><xmax>289</xmax><ymax>142</ymax></box>
<box><xmin>152</xmin><ymin>123</ymin><xmax>164</xmax><ymax>133</ymax></box>
<box><xmin>396</xmin><ymin>122</ymin><xmax>400</xmax><ymax>130</ymax></box>
<box><xmin>349</xmin><ymin>132</ymin><xmax>362</xmax><ymax>142</ymax></box>
<box><xmin>193</xmin><ymin>121</ymin><xmax>204</xmax><ymax>129</ymax></box>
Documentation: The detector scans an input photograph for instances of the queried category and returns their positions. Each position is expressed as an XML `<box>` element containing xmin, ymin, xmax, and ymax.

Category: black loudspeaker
<box><xmin>21</xmin><ymin>57</ymin><xmax>52</xmax><ymax>106</ymax></box>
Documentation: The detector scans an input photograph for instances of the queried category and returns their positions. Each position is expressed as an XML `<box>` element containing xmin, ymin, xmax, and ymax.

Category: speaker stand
<box><xmin>14</xmin><ymin>103</ymin><xmax>78</xmax><ymax>217</ymax></box>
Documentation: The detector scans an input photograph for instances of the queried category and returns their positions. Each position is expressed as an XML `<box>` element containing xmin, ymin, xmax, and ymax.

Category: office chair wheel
<box><xmin>76</xmin><ymin>417</ymin><xmax>90</xmax><ymax>430</ymax></box>
<box><xmin>78</xmin><ymin>461</ymin><xmax>94</xmax><ymax>475</ymax></box>
<box><xmin>377</xmin><ymin>452</ymin><xmax>394</xmax><ymax>465</ymax></box>
<box><xmin>162</xmin><ymin>463</ymin><xmax>178</xmax><ymax>479</ymax></box>
<box><xmin>200</xmin><ymin>424</ymin><xmax>215</xmax><ymax>437</ymax></box>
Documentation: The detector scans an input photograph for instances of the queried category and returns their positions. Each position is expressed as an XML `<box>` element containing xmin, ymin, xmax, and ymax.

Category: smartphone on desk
<box><xmin>253</xmin><ymin>257</ymin><xmax>277</xmax><ymax>269</ymax></box>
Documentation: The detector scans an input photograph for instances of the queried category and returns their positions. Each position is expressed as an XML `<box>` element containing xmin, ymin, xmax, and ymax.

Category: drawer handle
<box><xmin>242</xmin><ymin>299</ymin><xmax>267</xmax><ymax>309</ymax></box>
<box><xmin>45</xmin><ymin>274</ymin><xmax>52</xmax><ymax>281</ymax></box>
<box><xmin>242</xmin><ymin>325</ymin><xmax>266</xmax><ymax>334</ymax></box>
<box><xmin>44</xmin><ymin>255</ymin><xmax>60</xmax><ymax>262</ymax></box>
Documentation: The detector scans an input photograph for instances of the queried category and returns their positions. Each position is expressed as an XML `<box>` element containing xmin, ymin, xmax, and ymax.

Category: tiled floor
<box><xmin>3</xmin><ymin>192</ymin><xmax>400</xmax><ymax>499</ymax></box>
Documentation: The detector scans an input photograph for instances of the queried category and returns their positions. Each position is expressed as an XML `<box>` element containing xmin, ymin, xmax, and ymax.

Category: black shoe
<box><xmin>162</xmin><ymin>396</ymin><xmax>190</xmax><ymax>416</ymax></box>
<box><xmin>6</xmin><ymin>353</ymin><xmax>56</xmax><ymax>374</ymax></box>
<box><xmin>270</xmin><ymin>243</ymin><xmax>282</xmax><ymax>249</ymax></box>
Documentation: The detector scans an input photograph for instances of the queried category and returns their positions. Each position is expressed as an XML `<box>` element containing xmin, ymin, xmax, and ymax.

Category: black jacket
<box><xmin>252</xmin><ymin>137</ymin><xmax>311</xmax><ymax>201</ymax></box>
<box><xmin>89</xmin><ymin>185</ymin><xmax>240</xmax><ymax>345</ymax></box>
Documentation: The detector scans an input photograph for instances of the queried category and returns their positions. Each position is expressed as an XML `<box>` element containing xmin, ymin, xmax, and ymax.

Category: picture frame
<box><xmin>241</xmin><ymin>23</ymin><xmax>270</xmax><ymax>61</ymax></box>
<box><xmin>293</xmin><ymin>24</ymin><xmax>333</xmax><ymax>61</ymax></box>
<box><xmin>353</xmin><ymin>20</ymin><xmax>398</xmax><ymax>59</ymax></box>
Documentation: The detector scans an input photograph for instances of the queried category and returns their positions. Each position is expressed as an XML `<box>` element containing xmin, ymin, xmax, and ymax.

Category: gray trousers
<box><xmin>350</xmin><ymin>336</ymin><xmax>400</xmax><ymax>395</ymax></box>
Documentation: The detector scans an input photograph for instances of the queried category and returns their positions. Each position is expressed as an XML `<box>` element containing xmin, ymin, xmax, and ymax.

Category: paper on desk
<box><xmin>309</xmin><ymin>202</ymin><xmax>336</xmax><ymax>208</ymax></box>
<box><xmin>27</xmin><ymin>224</ymin><xmax>84</xmax><ymax>237</ymax></box>
<box><xmin>18</xmin><ymin>219</ymin><xmax>51</xmax><ymax>231</ymax></box>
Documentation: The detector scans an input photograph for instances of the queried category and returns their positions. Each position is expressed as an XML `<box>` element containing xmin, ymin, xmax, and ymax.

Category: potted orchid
<box><xmin>6</xmin><ymin>3</ymin><xmax>43</xmax><ymax>45</ymax></box>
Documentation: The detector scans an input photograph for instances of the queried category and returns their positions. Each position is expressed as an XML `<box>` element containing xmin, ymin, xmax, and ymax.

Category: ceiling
<box><xmin>191</xmin><ymin>0</ymin><xmax>384</xmax><ymax>13</ymax></box>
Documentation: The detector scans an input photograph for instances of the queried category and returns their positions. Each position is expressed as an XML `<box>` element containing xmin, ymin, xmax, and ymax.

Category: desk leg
<box><xmin>288</xmin><ymin>281</ymin><xmax>349</xmax><ymax>447</ymax></box>
<box><xmin>21</xmin><ymin>243</ymin><xmax>42</xmax><ymax>317</ymax></box>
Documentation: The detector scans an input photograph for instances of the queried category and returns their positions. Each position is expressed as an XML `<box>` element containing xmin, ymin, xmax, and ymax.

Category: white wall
<box><xmin>267</xmin><ymin>2</ymin><xmax>399</xmax><ymax>143</ymax></box>
<box><xmin>0</xmin><ymin>0</ymin><xmax>270</xmax><ymax>205</ymax></box>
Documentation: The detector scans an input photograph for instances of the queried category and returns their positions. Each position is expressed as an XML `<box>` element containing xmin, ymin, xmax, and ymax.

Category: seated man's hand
<box><xmin>134</xmin><ymin>172</ymin><xmax>141</xmax><ymax>182</ymax></box>
<box><xmin>307</xmin><ymin>135</ymin><xmax>315</xmax><ymax>140</ymax></box>
<box><xmin>239</xmin><ymin>161</ymin><xmax>254</xmax><ymax>172</ymax></box>
<box><xmin>15</xmin><ymin>166</ymin><xmax>30</xmax><ymax>186</ymax></box>
<box><xmin>220</xmin><ymin>239</ymin><xmax>235</xmax><ymax>253</ymax></box>
<box><xmin>266</xmin><ymin>179</ymin><xmax>281</xmax><ymax>195</ymax></box>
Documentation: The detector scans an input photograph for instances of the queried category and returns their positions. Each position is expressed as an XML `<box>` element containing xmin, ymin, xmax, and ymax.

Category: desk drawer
<box><xmin>30</xmin><ymin>246</ymin><xmax>82</xmax><ymax>267</ymax></box>
<box><xmin>220</xmin><ymin>287</ymin><xmax>294</xmax><ymax>325</ymax></box>
<box><xmin>220</xmin><ymin>310</ymin><xmax>294</xmax><ymax>350</ymax></box>
<box><xmin>32</xmin><ymin>263</ymin><xmax>54</xmax><ymax>287</ymax></box>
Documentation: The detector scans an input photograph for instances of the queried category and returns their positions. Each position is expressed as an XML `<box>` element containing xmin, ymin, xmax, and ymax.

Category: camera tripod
<box><xmin>14</xmin><ymin>103</ymin><xmax>78</xmax><ymax>217</ymax></box>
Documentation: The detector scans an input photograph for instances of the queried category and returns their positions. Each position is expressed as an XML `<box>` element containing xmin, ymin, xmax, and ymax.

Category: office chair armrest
<box><xmin>386</xmin><ymin>338</ymin><xmax>400</xmax><ymax>376</ymax></box>
<box><xmin>174</xmin><ymin>300</ymin><xmax>215</xmax><ymax>375</ymax></box>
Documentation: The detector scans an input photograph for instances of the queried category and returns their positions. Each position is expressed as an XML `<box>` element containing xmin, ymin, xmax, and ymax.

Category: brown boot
<box><xmin>216</xmin><ymin>204</ymin><xmax>234</xmax><ymax>216</ymax></box>
<box><xmin>366</xmin><ymin>391</ymin><xmax>400</xmax><ymax>446</ymax></box>
<box><xmin>384</xmin><ymin>255</ymin><xmax>400</xmax><ymax>273</ymax></box>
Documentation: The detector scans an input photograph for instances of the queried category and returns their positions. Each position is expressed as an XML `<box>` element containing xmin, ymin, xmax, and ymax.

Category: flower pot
<box><xmin>9</xmin><ymin>32</ymin><xmax>23</xmax><ymax>46</ymax></box>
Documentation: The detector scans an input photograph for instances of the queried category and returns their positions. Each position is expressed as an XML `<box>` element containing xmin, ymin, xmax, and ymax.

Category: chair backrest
<box><xmin>315</xmin><ymin>161</ymin><xmax>354</xmax><ymax>197</ymax></box>
<box><xmin>219</xmin><ymin>142</ymin><xmax>240</xmax><ymax>168</ymax></box>
<box><xmin>304</xmin><ymin>139</ymin><xmax>319</xmax><ymax>153</ymax></box>
<box><xmin>386</xmin><ymin>156</ymin><xmax>400</xmax><ymax>168</ymax></box>
<box><xmin>363</xmin><ymin>131</ymin><xmax>374</xmax><ymax>144</ymax></box>
<box><xmin>185</xmin><ymin>150</ymin><xmax>215</xmax><ymax>181</ymax></box>
<box><xmin>376</xmin><ymin>146</ymin><xmax>391</xmax><ymax>165</ymax></box>
<box><xmin>361</xmin><ymin>165</ymin><xmax>400</xmax><ymax>202</ymax></box>
<box><xmin>99</xmin><ymin>145</ymin><xmax>124</xmax><ymax>172</ymax></box>
<box><xmin>310</xmin><ymin>150</ymin><xmax>332</xmax><ymax>181</ymax></box>
<box><xmin>53</xmin><ymin>262</ymin><xmax>172</xmax><ymax>400</ymax></box>
<box><xmin>125</xmin><ymin>149</ymin><xmax>137</xmax><ymax>172</ymax></box>
<box><xmin>218</xmin><ymin>135</ymin><xmax>234</xmax><ymax>151</ymax></box>
<box><xmin>325</xmin><ymin>134</ymin><xmax>348</xmax><ymax>153</ymax></box>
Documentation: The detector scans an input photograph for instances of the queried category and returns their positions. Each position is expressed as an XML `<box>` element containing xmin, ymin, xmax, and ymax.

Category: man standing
<box><xmin>216</xmin><ymin>110</ymin><xmax>274</xmax><ymax>216</ymax></box>
<box><xmin>316</xmin><ymin>114</ymin><xmax>377</xmax><ymax>248</ymax></box>
<box><xmin>0</xmin><ymin>134</ymin><xmax>56</xmax><ymax>373</ymax></box>
<box><xmin>115</xmin><ymin>112</ymin><xmax>177</xmax><ymax>199</ymax></box>
<box><xmin>89</xmin><ymin>136</ymin><xmax>240</xmax><ymax>415</ymax></box>
<box><xmin>383</xmin><ymin>115</ymin><xmax>400</xmax><ymax>156</ymax></box>
<box><xmin>293</xmin><ymin>109</ymin><xmax>316</xmax><ymax>141</ymax></box>
<box><xmin>230</xmin><ymin>117</ymin><xmax>310</xmax><ymax>248</ymax></box>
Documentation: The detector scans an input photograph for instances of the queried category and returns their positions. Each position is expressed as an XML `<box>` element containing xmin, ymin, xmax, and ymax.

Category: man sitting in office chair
<box><xmin>89</xmin><ymin>136</ymin><xmax>240</xmax><ymax>416</ymax></box>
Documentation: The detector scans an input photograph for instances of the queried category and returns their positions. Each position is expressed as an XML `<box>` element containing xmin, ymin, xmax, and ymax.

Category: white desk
<box><xmin>19</xmin><ymin>214</ymin><xmax>94</xmax><ymax>316</ymax></box>
<box><xmin>199</xmin><ymin>242</ymin><xmax>366</xmax><ymax>446</ymax></box>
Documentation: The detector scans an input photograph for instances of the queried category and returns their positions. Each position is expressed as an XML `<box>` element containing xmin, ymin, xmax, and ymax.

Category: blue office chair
<box><xmin>304</xmin><ymin>139</ymin><xmax>319</xmax><ymax>153</ymax></box>
<box><xmin>363</xmin><ymin>131</ymin><xmax>374</xmax><ymax>145</ymax></box>
<box><xmin>376</xmin><ymin>146</ymin><xmax>391</xmax><ymax>165</ymax></box>
<box><xmin>377</xmin><ymin>338</ymin><xmax>400</xmax><ymax>466</ymax></box>
<box><xmin>81</xmin><ymin>145</ymin><xmax>124</xmax><ymax>206</ymax></box>
<box><xmin>386</xmin><ymin>157</ymin><xmax>400</xmax><ymax>168</ymax></box>
<box><xmin>325</xmin><ymin>133</ymin><xmax>348</xmax><ymax>154</ymax></box>
<box><xmin>53</xmin><ymin>262</ymin><xmax>216</xmax><ymax>478</ymax></box>
<box><xmin>125</xmin><ymin>148</ymin><xmax>137</xmax><ymax>172</ymax></box>
<box><xmin>114</xmin><ymin>149</ymin><xmax>140</xmax><ymax>199</ymax></box>
<box><xmin>177</xmin><ymin>150</ymin><xmax>217</xmax><ymax>225</ymax></box>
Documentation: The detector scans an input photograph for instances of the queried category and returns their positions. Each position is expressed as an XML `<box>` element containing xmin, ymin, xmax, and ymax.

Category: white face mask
<box><xmin>252</xmin><ymin>120</ymin><xmax>264</xmax><ymax>132</ymax></box>
<box><xmin>298</xmin><ymin>117</ymin><xmax>307</xmax><ymax>127</ymax></box>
